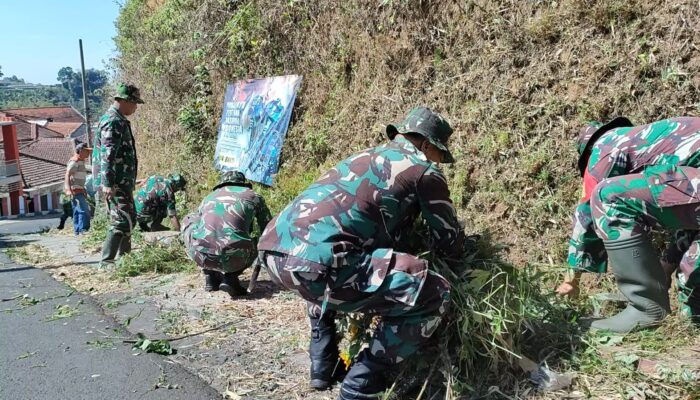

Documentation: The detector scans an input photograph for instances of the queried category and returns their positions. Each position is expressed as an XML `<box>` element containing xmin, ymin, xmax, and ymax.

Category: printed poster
<box><xmin>214</xmin><ymin>75</ymin><xmax>302</xmax><ymax>186</ymax></box>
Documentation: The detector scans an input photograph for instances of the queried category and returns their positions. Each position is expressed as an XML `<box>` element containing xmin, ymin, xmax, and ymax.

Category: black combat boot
<box><xmin>219</xmin><ymin>272</ymin><xmax>247</xmax><ymax>297</ymax></box>
<box><xmin>117</xmin><ymin>234</ymin><xmax>131</xmax><ymax>257</ymax></box>
<box><xmin>203</xmin><ymin>270</ymin><xmax>221</xmax><ymax>292</ymax></box>
<box><xmin>338</xmin><ymin>349</ymin><xmax>389</xmax><ymax>400</ymax></box>
<box><xmin>57</xmin><ymin>215</ymin><xmax>68</xmax><ymax>230</ymax></box>
<box><xmin>138</xmin><ymin>221</ymin><xmax>150</xmax><ymax>232</ymax></box>
<box><xmin>309</xmin><ymin>312</ymin><xmax>344</xmax><ymax>390</ymax></box>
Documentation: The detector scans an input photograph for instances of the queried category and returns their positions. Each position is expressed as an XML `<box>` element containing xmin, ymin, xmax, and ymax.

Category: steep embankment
<box><xmin>115</xmin><ymin>0</ymin><xmax>700</xmax><ymax>267</ymax></box>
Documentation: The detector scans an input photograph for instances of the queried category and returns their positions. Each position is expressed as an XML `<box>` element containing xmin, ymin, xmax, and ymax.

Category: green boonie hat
<box><xmin>114</xmin><ymin>83</ymin><xmax>145</xmax><ymax>104</ymax></box>
<box><xmin>386</xmin><ymin>106</ymin><xmax>455</xmax><ymax>163</ymax></box>
<box><xmin>169</xmin><ymin>174</ymin><xmax>187</xmax><ymax>190</ymax></box>
<box><xmin>214</xmin><ymin>171</ymin><xmax>251</xmax><ymax>190</ymax></box>
<box><xmin>576</xmin><ymin>116</ymin><xmax>633</xmax><ymax>176</ymax></box>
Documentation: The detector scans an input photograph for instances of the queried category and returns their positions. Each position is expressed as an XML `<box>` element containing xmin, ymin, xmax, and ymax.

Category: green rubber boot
<box><xmin>100</xmin><ymin>230</ymin><xmax>124</xmax><ymax>267</ymax></box>
<box><xmin>591</xmin><ymin>235</ymin><xmax>670</xmax><ymax>333</ymax></box>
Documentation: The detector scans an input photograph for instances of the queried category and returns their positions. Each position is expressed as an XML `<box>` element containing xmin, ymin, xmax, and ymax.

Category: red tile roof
<box><xmin>14</xmin><ymin>119</ymin><xmax>64</xmax><ymax>141</ymax></box>
<box><xmin>1</xmin><ymin>106</ymin><xmax>85</xmax><ymax>123</ymax></box>
<box><xmin>45</xmin><ymin>122</ymin><xmax>85</xmax><ymax>137</ymax></box>
<box><xmin>18</xmin><ymin>138</ymin><xmax>76</xmax><ymax>189</ymax></box>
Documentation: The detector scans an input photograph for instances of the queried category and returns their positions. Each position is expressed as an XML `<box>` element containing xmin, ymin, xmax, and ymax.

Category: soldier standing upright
<box><xmin>182</xmin><ymin>171</ymin><xmax>271</xmax><ymax>297</ymax></box>
<box><xmin>258</xmin><ymin>107</ymin><xmax>466</xmax><ymax>399</ymax></box>
<box><xmin>98</xmin><ymin>83</ymin><xmax>143</xmax><ymax>266</ymax></box>
<box><xmin>559</xmin><ymin>117</ymin><xmax>700</xmax><ymax>332</ymax></box>
<box><xmin>135</xmin><ymin>174</ymin><xmax>187</xmax><ymax>232</ymax></box>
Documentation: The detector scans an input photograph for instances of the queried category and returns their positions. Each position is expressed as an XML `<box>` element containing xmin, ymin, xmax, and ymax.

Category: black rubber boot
<box><xmin>57</xmin><ymin>215</ymin><xmax>68</xmax><ymax>230</ymax></box>
<box><xmin>219</xmin><ymin>272</ymin><xmax>247</xmax><ymax>297</ymax></box>
<box><xmin>100</xmin><ymin>230</ymin><xmax>124</xmax><ymax>267</ymax></box>
<box><xmin>138</xmin><ymin>221</ymin><xmax>150</xmax><ymax>232</ymax></box>
<box><xmin>309</xmin><ymin>312</ymin><xmax>344</xmax><ymax>390</ymax></box>
<box><xmin>338</xmin><ymin>349</ymin><xmax>389</xmax><ymax>400</ymax></box>
<box><xmin>591</xmin><ymin>235</ymin><xmax>671</xmax><ymax>333</ymax></box>
<box><xmin>117</xmin><ymin>234</ymin><xmax>131</xmax><ymax>257</ymax></box>
<box><xmin>204</xmin><ymin>270</ymin><xmax>221</xmax><ymax>292</ymax></box>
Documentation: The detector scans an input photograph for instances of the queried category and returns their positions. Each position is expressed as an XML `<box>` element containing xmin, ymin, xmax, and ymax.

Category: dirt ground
<box><xmin>6</xmin><ymin>229</ymin><xmax>699</xmax><ymax>400</ymax></box>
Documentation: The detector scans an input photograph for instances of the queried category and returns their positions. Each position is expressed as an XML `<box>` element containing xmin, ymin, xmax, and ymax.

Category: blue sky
<box><xmin>0</xmin><ymin>0</ymin><xmax>121</xmax><ymax>84</ymax></box>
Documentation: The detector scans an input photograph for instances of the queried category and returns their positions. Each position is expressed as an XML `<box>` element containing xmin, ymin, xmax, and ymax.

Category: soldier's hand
<box><xmin>555</xmin><ymin>281</ymin><xmax>579</xmax><ymax>298</ymax></box>
<box><xmin>103</xmin><ymin>187</ymin><xmax>114</xmax><ymax>202</ymax></box>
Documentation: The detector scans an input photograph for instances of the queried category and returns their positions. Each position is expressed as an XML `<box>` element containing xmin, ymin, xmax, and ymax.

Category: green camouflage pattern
<box><xmin>106</xmin><ymin>189</ymin><xmax>136</xmax><ymax>234</ymax></box>
<box><xmin>258</xmin><ymin>135</ymin><xmax>464</xmax><ymax>364</ymax></box>
<box><xmin>114</xmin><ymin>83</ymin><xmax>144</xmax><ymax>104</ymax></box>
<box><xmin>182</xmin><ymin>185</ymin><xmax>271</xmax><ymax>273</ymax></box>
<box><xmin>386</xmin><ymin>106</ymin><xmax>455</xmax><ymax>163</ymax></box>
<box><xmin>589</xmin><ymin>165</ymin><xmax>700</xmax><ymax>317</ymax></box>
<box><xmin>263</xmin><ymin>251</ymin><xmax>450</xmax><ymax>363</ymax></box>
<box><xmin>135</xmin><ymin>175</ymin><xmax>181</xmax><ymax>224</ymax></box>
<box><xmin>568</xmin><ymin>117</ymin><xmax>700</xmax><ymax>272</ymax></box>
<box><xmin>97</xmin><ymin>105</ymin><xmax>138</xmax><ymax>192</ymax></box>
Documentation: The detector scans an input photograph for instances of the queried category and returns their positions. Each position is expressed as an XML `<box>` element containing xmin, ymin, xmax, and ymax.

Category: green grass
<box><xmin>114</xmin><ymin>242</ymin><xmax>195</xmax><ymax>280</ymax></box>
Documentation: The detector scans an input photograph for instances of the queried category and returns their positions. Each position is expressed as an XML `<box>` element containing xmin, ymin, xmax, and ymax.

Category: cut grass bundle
<box><xmin>114</xmin><ymin>242</ymin><xmax>195</xmax><ymax>280</ymax></box>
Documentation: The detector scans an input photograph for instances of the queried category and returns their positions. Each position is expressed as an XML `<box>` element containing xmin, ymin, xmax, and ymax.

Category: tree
<box><xmin>0</xmin><ymin>65</ymin><xmax>3</xmax><ymax>79</ymax></box>
<box><xmin>56</xmin><ymin>67</ymin><xmax>109</xmax><ymax>102</ymax></box>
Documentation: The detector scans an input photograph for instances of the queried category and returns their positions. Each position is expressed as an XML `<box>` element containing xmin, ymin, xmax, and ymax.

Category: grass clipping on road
<box><xmin>114</xmin><ymin>241</ymin><xmax>195</xmax><ymax>279</ymax></box>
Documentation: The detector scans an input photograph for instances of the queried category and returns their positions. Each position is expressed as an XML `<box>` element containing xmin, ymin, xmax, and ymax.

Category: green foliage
<box><xmin>114</xmin><ymin>242</ymin><xmax>195</xmax><ymax>280</ymax></box>
<box><xmin>177</xmin><ymin>64</ymin><xmax>214</xmax><ymax>153</ymax></box>
<box><xmin>81</xmin><ymin>211</ymin><xmax>110</xmax><ymax>250</ymax></box>
<box><xmin>132</xmin><ymin>333</ymin><xmax>175</xmax><ymax>355</ymax></box>
<box><xmin>0</xmin><ymin>66</ymin><xmax>108</xmax><ymax>117</ymax></box>
<box><xmin>220</xmin><ymin>3</ymin><xmax>264</xmax><ymax>75</ymax></box>
<box><xmin>46</xmin><ymin>304</ymin><xmax>80</xmax><ymax>321</ymax></box>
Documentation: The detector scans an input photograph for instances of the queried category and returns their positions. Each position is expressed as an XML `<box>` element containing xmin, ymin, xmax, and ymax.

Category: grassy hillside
<box><xmin>115</xmin><ymin>0</ymin><xmax>700</xmax><ymax>264</ymax></box>
<box><xmin>113</xmin><ymin>0</ymin><xmax>700</xmax><ymax>397</ymax></box>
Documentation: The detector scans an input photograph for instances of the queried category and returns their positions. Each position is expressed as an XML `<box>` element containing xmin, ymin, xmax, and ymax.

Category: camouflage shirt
<box><xmin>135</xmin><ymin>175</ymin><xmax>178</xmax><ymax>217</ymax></box>
<box><xmin>97</xmin><ymin>105</ymin><xmax>138</xmax><ymax>192</ymax></box>
<box><xmin>569</xmin><ymin>117</ymin><xmax>700</xmax><ymax>272</ymax></box>
<box><xmin>183</xmin><ymin>185</ymin><xmax>271</xmax><ymax>257</ymax></box>
<box><xmin>258</xmin><ymin>136</ymin><xmax>465</xmax><ymax>273</ymax></box>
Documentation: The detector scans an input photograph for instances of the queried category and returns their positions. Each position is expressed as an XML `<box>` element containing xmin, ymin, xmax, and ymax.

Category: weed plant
<box><xmin>114</xmin><ymin>241</ymin><xmax>195</xmax><ymax>280</ymax></box>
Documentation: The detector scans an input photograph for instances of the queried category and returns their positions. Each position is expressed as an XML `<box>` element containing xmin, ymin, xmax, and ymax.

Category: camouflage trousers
<box><xmin>590</xmin><ymin>165</ymin><xmax>700</xmax><ymax>317</ymax></box>
<box><xmin>135</xmin><ymin>203</ymin><xmax>166</xmax><ymax>225</ymax></box>
<box><xmin>182</xmin><ymin>224</ymin><xmax>255</xmax><ymax>274</ymax></box>
<box><xmin>106</xmin><ymin>189</ymin><xmax>136</xmax><ymax>235</ymax></box>
<box><xmin>261</xmin><ymin>250</ymin><xmax>450</xmax><ymax>364</ymax></box>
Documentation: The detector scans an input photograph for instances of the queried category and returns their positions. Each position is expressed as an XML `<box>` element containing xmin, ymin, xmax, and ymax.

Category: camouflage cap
<box><xmin>576</xmin><ymin>116</ymin><xmax>633</xmax><ymax>176</ymax></box>
<box><xmin>386</xmin><ymin>106</ymin><xmax>455</xmax><ymax>163</ymax></box>
<box><xmin>169</xmin><ymin>174</ymin><xmax>187</xmax><ymax>190</ymax></box>
<box><xmin>213</xmin><ymin>170</ymin><xmax>251</xmax><ymax>190</ymax></box>
<box><xmin>114</xmin><ymin>83</ymin><xmax>145</xmax><ymax>104</ymax></box>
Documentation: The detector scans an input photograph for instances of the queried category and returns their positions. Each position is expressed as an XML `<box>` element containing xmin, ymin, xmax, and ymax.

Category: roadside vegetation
<box><xmin>45</xmin><ymin>0</ymin><xmax>699</xmax><ymax>398</ymax></box>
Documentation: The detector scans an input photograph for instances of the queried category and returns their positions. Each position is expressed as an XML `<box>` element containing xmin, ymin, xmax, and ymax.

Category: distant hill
<box><xmin>0</xmin><ymin>68</ymin><xmax>109</xmax><ymax>120</ymax></box>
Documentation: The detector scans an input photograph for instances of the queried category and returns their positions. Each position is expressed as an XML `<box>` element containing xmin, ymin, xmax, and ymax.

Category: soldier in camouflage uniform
<box><xmin>135</xmin><ymin>174</ymin><xmax>187</xmax><ymax>232</ymax></box>
<box><xmin>559</xmin><ymin>117</ymin><xmax>700</xmax><ymax>332</ymax></box>
<box><xmin>258</xmin><ymin>107</ymin><xmax>465</xmax><ymax>399</ymax></box>
<box><xmin>98</xmin><ymin>83</ymin><xmax>143</xmax><ymax>266</ymax></box>
<box><xmin>182</xmin><ymin>171</ymin><xmax>271</xmax><ymax>297</ymax></box>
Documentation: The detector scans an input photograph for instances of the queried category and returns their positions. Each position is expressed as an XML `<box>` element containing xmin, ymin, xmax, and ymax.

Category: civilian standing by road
<box><xmin>63</xmin><ymin>143</ymin><xmax>92</xmax><ymax>234</ymax></box>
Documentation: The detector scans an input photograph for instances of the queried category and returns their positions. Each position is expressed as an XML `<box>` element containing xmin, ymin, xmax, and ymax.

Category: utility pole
<box><xmin>79</xmin><ymin>39</ymin><xmax>92</xmax><ymax>146</ymax></box>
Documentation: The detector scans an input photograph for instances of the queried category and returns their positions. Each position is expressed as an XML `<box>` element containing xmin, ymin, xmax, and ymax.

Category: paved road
<box><xmin>0</xmin><ymin>221</ymin><xmax>220</xmax><ymax>399</ymax></box>
<box><xmin>0</xmin><ymin>214</ymin><xmax>60</xmax><ymax>235</ymax></box>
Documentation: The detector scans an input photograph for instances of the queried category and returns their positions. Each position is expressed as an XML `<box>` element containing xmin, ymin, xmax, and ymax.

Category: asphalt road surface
<box><xmin>0</xmin><ymin>218</ymin><xmax>220</xmax><ymax>400</ymax></box>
